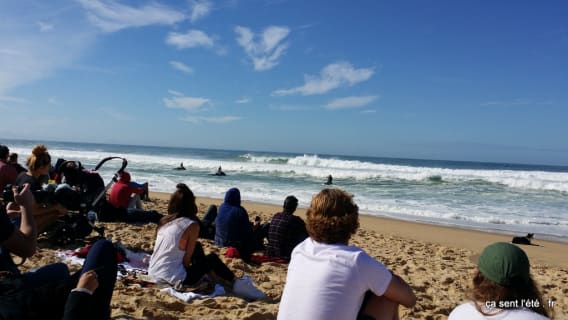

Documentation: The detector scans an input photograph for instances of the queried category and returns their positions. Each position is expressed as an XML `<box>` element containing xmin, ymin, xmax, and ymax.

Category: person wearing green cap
<box><xmin>448</xmin><ymin>242</ymin><xmax>550</xmax><ymax>319</ymax></box>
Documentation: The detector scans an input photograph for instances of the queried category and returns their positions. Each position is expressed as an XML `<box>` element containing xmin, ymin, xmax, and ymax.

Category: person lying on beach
<box><xmin>148</xmin><ymin>183</ymin><xmax>265</xmax><ymax>300</ymax></box>
<box><xmin>0</xmin><ymin>183</ymin><xmax>118</xmax><ymax>320</ymax></box>
<box><xmin>278</xmin><ymin>188</ymin><xmax>416</xmax><ymax>320</ymax></box>
<box><xmin>266</xmin><ymin>195</ymin><xmax>308</xmax><ymax>261</ymax></box>
<box><xmin>12</xmin><ymin>145</ymin><xmax>68</xmax><ymax>233</ymax></box>
<box><xmin>448</xmin><ymin>242</ymin><xmax>550</xmax><ymax>320</ymax></box>
<box><xmin>214</xmin><ymin>188</ymin><xmax>267</xmax><ymax>261</ymax></box>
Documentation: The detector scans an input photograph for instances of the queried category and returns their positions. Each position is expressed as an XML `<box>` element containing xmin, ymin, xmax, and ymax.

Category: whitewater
<box><xmin>6</xmin><ymin>139</ymin><xmax>568</xmax><ymax>242</ymax></box>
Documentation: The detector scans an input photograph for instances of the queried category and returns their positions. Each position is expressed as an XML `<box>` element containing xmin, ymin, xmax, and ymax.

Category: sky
<box><xmin>1</xmin><ymin>0</ymin><xmax>567</xmax><ymax>166</ymax></box>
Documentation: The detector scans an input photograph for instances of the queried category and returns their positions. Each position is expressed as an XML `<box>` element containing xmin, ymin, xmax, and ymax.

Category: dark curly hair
<box><xmin>306</xmin><ymin>189</ymin><xmax>359</xmax><ymax>244</ymax></box>
<box><xmin>158</xmin><ymin>183</ymin><xmax>198</xmax><ymax>229</ymax></box>
<box><xmin>471</xmin><ymin>270</ymin><xmax>549</xmax><ymax>317</ymax></box>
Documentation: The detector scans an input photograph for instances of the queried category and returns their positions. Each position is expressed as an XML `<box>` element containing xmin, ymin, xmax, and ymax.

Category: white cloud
<box><xmin>37</xmin><ymin>21</ymin><xmax>54</xmax><ymax>32</ymax></box>
<box><xmin>325</xmin><ymin>95</ymin><xmax>378</xmax><ymax>110</ymax></box>
<box><xmin>480</xmin><ymin>98</ymin><xmax>550</xmax><ymax>107</ymax></box>
<box><xmin>181</xmin><ymin>116</ymin><xmax>242</xmax><ymax>123</ymax></box>
<box><xmin>99</xmin><ymin>107</ymin><xmax>132</xmax><ymax>120</ymax></box>
<box><xmin>235</xmin><ymin>25</ymin><xmax>290</xmax><ymax>71</ymax></box>
<box><xmin>166</xmin><ymin>29</ymin><xmax>215</xmax><ymax>49</ymax></box>
<box><xmin>0</xmin><ymin>95</ymin><xmax>28</xmax><ymax>104</ymax></box>
<box><xmin>0</xmin><ymin>6</ymin><xmax>97</xmax><ymax>95</ymax></box>
<box><xmin>168</xmin><ymin>89</ymin><xmax>184</xmax><ymax>97</ymax></box>
<box><xmin>235</xmin><ymin>97</ymin><xmax>250</xmax><ymax>104</ymax></box>
<box><xmin>273</xmin><ymin>62</ymin><xmax>375</xmax><ymax>96</ymax></box>
<box><xmin>164</xmin><ymin>93</ymin><xmax>211</xmax><ymax>111</ymax></box>
<box><xmin>189</xmin><ymin>0</ymin><xmax>212</xmax><ymax>23</ymax></box>
<box><xmin>76</xmin><ymin>0</ymin><xmax>186</xmax><ymax>33</ymax></box>
<box><xmin>169</xmin><ymin>61</ymin><xmax>193</xmax><ymax>74</ymax></box>
<box><xmin>48</xmin><ymin>96</ymin><xmax>61</xmax><ymax>105</ymax></box>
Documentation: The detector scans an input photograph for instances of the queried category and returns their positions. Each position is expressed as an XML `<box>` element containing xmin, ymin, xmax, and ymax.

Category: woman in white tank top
<box><xmin>148</xmin><ymin>183</ymin><xmax>265</xmax><ymax>300</ymax></box>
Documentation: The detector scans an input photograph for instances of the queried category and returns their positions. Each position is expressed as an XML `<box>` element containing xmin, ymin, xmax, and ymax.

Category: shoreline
<box><xmin>150</xmin><ymin>192</ymin><xmax>568</xmax><ymax>268</ymax></box>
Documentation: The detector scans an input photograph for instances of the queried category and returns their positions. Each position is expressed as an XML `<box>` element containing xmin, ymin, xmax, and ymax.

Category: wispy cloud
<box><xmin>0</xmin><ymin>6</ymin><xmax>97</xmax><ymax>95</ymax></box>
<box><xmin>189</xmin><ymin>0</ymin><xmax>212</xmax><ymax>23</ymax></box>
<box><xmin>235</xmin><ymin>96</ymin><xmax>250</xmax><ymax>104</ymax></box>
<box><xmin>480</xmin><ymin>98</ymin><xmax>552</xmax><ymax>107</ymax></box>
<box><xmin>181</xmin><ymin>115</ymin><xmax>242</xmax><ymax>123</ymax></box>
<box><xmin>37</xmin><ymin>21</ymin><xmax>54</xmax><ymax>32</ymax></box>
<box><xmin>164</xmin><ymin>92</ymin><xmax>211</xmax><ymax>111</ymax></box>
<box><xmin>166</xmin><ymin>29</ymin><xmax>215</xmax><ymax>49</ymax></box>
<box><xmin>99</xmin><ymin>107</ymin><xmax>133</xmax><ymax>120</ymax></box>
<box><xmin>269</xmin><ymin>104</ymin><xmax>308</xmax><ymax>111</ymax></box>
<box><xmin>168</xmin><ymin>89</ymin><xmax>184</xmax><ymax>97</ymax></box>
<box><xmin>0</xmin><ymin>95</ymin><xmax>28</xmax><ymax>104</ymax></box>
<box><xmin>272</xmin><ymin>62</ymin><xmax>375</xmax><ymax>96</ymax></box>
<box><xmin>76</xmin><ymin>0</ymin><xmax>186</xmax><ymax>33</ymax></box>
<box><xmin>48</xmin><ymin>96</ymin><xmax>61</xmax><ymax>105</ymax></box>
<box><xmin>361</xmin><ymin>109</ymin><xmax>377</xmax><ymax>114</ymax></box>
<box><xmin>235</xmin><ymin>25</ymin><xmax>290</xmax><ymax>71</ymax></box>
<box><xmin>325</xmin><ymin>95</ymin><xmax>378</xmax><ymax>110</ymax></box>
<box><xmin>169</xmin><ymin>61</ymin><xmax>194</xmax><ymax>74</ymax></box>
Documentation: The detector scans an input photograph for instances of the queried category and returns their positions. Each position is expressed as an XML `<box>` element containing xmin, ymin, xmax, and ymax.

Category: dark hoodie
<box><xmin>214</xmin><ymin>188</ymin><xmax>254</xmax><ymax>257</ymax></box>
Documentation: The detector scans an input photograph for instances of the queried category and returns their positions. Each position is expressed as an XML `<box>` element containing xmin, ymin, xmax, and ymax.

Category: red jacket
<box><xmin>108</xmin><ymin>181</ymin><xmax>143</xmax><ymax>208</ymax></box>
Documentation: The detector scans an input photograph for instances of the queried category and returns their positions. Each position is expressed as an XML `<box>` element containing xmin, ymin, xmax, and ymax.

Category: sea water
<box><xmin>5</xmin><ymin>139</ymin><xmax>568</xmax><ymax>242</ymax></box>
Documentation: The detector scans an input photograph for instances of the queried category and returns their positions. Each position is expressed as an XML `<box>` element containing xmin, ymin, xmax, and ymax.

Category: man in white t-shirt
<box><xmin>277</xmin><ymin>189</ymin><xmax>416</xmax><ymax>320</ymax></box>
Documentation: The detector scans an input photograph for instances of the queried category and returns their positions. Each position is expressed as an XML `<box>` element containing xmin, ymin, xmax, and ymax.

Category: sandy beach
<box><xmin>20</xmin><ymin>192</ymin><xmax>567</xmax><ymax>319</ymax></box>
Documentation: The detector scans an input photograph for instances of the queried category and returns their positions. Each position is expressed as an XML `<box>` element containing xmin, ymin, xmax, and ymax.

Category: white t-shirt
<box><xmin>277</xmin><ymin>238</ymin><xmax>393</xmax><ymax>320</ymax></box>
<box><xmin>148</xmin><ymin>217</ymin><xmax>195</xmax><ymax>284</ymax></box>
<box><xmin>449</xmin><ymin>302</ymin><xmax>550</xmax><ymax>320</ymax></box>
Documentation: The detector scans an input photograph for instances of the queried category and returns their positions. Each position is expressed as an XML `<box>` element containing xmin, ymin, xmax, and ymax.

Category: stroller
<box><xmin>47</xmin><ymin>156</ymin><xmax>129</xmax><ymax>245</ymax></box>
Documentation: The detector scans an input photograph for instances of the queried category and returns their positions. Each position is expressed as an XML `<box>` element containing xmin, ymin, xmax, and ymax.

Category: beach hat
<box><xmin>119</xmin><ymin>171</ymin><xmax>131</xmax><ymax>183</ymax></box>
<box><xmin>477</xmin><ymin>242</ymin><xmax>530</xmax><ymax>286</ymax></box>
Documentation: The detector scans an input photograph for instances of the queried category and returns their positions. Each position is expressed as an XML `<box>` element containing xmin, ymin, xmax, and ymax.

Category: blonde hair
<box><xmin>306</xmin><ymin>189</ymin><xmax>359</xmax><ymax>244</ymax></box>
<box><xmin>26</xmin><ymin>145</ymin><xmax>51</xmax><ymax>172</ymax></box>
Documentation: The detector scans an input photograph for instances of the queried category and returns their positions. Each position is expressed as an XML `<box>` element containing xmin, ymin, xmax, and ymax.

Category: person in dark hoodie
<box><xmin>214</xmin><ymin>188</ymin><xmax>262</xmax><ymax>261</ymax></box>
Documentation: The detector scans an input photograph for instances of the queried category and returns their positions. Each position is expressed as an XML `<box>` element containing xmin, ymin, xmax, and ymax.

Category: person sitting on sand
<box><xmin>12</xmin><ymin>145</ymin><xmax>68</xmax><ymax>233</ymax></box>
<box><xmin>266</xmin><ymin>195</ymin><xmax>308</xmax><ymax>261</ymax></box>
<box><xmin>278</xmin><ymin>188</ymin><xmax>416</xmax><ymax>320</ymax></box>
<box><xmin>8</xmin><ymin>152</ymin><xmax>26</xmax><ymax>175</ymax></box>
<box><xmin>448</xmin><ymin>242</ymin><xmax>550</xmax><ymax>320</ymax></box>
<box><xmin>109</xmin><ymin>171</ymin><xmax>146</xmax><ymax>210</ymax></box>
<box><xmin>0</xmin><ymin>145</ymin><xmax>18</xmax><ymax>195</ymax></box>
<box><xmin>0</xmin><ymin>183</ymin><xmax>118</xmax><ymax>319</ymax></box>
<box><xmin>214</xmin><ymin>188</ymin><xmax>266</xmax><ymax>261</ymax></box>
<box><xmin>148</xmin><ymin>183</ymin><xmax>265</xmax><ymax>300</ymax></box>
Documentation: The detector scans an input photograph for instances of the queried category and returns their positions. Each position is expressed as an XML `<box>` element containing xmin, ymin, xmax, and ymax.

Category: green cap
<box><xmin>477</xmin><ymin>242</ymin><xmax>530</xmax><ymax>287</ymax></box>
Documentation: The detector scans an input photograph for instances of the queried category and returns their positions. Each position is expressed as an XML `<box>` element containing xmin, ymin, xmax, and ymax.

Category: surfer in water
<box><xmin>215</xmin><ymin>166</ymin><xmax>226</xmax><ymax>176</ymax></box>
<box><xmin>174</xmin><ymin>162</ymin><xmax>186</xmax><ymax>170</ymax></box>
<box><xmin>324</xmin><ymin>174</ymin><xmax>333</xmax><ymax>185</ymax></box>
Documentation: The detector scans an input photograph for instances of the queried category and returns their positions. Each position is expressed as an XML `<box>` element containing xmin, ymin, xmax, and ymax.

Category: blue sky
<box><xmin>1</xmin><ymin>0</ymin><xmax>567</xmax><ymax>166</ymax></box>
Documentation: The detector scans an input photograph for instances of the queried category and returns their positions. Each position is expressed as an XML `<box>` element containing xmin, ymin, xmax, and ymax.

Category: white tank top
<box><xmin>148</xmin><ymin>217</ymin><xmax>195</xmax><ymax>284</ymax></box>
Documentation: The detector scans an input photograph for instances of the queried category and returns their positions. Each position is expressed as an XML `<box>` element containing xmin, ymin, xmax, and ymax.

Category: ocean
<box><xmin>4</xmin><ymin>139</ymin><xmax>568</xmax><ymax>242</ymax></box>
